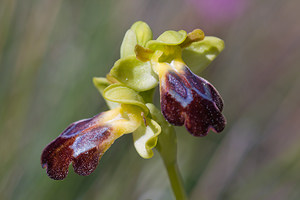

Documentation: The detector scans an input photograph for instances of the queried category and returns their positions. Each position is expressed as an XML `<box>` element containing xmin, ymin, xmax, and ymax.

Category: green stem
<box><xmin>163</xmin><ymin>159</ymin><xmax>188</xmax><ymax>200</ymax></box>
<box><xmin>147</xmin><ymin>103</ymin><xmax>188</xmax><ymax>200</ymax></box>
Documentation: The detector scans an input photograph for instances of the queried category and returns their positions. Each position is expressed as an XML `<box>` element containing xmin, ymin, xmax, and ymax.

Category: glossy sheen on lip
<box><xmin>41</xmin><ymin>113</ymin><xmax>113</xmax><ymax>180</ymax></box>
<box><xmin>160</xmin><ymin>65</ymin><xmax>226</xmax><ymax>136</ymax></box>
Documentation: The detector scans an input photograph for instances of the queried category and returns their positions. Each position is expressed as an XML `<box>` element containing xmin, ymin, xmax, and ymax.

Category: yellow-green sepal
<box><xmin>120</xmin><ymin>29</ymin><xmax>137</xmax><ymax>58</ymax></box>
<box><xmin>182</xmin><ymin>36</ymin><xmax>225</xmax><ymax>73</ymax></box>
<box><xmin>109</xmin><ymin>55</ymin><xmax>158</xmax><ymax>92</ymax></box>
<box><xmin>131</xmin><ymin>21</ymin><xmax>153</xmax><ymax>47</ymax></box>
<box><xmin>133</xmin><ymin>118</ymin><xmax>161</xmax><ymax>159</ymax></box>
<box><xmin>103</xmin><ymin>84</ymin><xmax>149</xmax><ymax>115</ymax></box>
<box><xmin>120</xmin><ymin>21</ymin><xmax>153</xmax><ymax>58</ymax></box>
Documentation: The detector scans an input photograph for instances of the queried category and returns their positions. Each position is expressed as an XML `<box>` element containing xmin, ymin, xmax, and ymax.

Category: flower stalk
<box><xmin>164</xmin><ymin>161</ymin><xmax>188</xmax><ymax>200</ymax></box>
<box><xmin>149</xmin><ymin>103</ymin><xmax>188</xmax><ymax>199</ymax></box>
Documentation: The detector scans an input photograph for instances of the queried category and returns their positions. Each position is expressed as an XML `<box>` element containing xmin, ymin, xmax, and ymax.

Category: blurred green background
<box><xmin>1</xmin><ymin>0</ymin><xmax>300</xmax><ymax>199</ymax></box>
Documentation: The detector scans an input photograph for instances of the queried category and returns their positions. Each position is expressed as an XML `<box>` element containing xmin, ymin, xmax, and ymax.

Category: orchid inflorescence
<box><xmin>41</xmin><ymin>21</ymin><xmax>226</xmax><ymax>183</ymax></box>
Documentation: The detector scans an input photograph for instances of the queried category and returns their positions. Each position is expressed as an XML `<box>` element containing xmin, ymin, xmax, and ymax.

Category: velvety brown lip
<box><xmin>160</xmin><ymin>65</ymin><xmax>226</xmax><ymax>136</ymax></box>
<box><xmin>41</xmin><ymin>137</ymin><xmax>74</xmax><ymax>180</ymax></box>
<box><xmin>41</xmin><ymin>113</ymin><xmax>112</xmax><ymax>180</ymax></box>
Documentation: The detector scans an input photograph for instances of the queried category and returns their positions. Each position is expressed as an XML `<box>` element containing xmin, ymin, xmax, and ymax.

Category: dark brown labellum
<box><xmin>41</xmin><ymin>113</ymin><xmax>113</xmax><ymax>180</ymax></box>
<box><xmin>160</xmin><ymin>66</ymin><xmax>226</xmax><ymax>136</ymax></box>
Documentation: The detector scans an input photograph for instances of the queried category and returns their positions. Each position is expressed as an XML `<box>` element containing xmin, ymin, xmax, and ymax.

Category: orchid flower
<box><xmin>41</xmin><ymin>21</ymin><xmax>226</xmax><ymax>199</ymax></box>
<box><xmin>41</xmin><ymin>105</ymin><xmax>143</xmax><ymax>180</ymax></box>
<box><xmin>135</xmin><ymin>28</ymin><xmax>226</xmax><ymax>136</ymax></box>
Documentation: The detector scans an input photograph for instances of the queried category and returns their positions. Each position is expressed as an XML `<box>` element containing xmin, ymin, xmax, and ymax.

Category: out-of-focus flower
<box><xmin>188</xmin><ymin>0</ymin><xmax>248</xmax><ymax>23</ymax></box>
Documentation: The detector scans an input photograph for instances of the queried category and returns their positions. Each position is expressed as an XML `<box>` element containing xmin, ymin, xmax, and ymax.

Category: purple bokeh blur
<box><xmin>188</xmin><ymin>0</ymin><xmax>248</xmax><ymax>23</ymax></box>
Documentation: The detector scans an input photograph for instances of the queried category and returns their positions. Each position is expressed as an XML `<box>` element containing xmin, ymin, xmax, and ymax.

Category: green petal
<box><xmin>131</xmin><ymin>21</ymin><xmax>153</xmax><ymax>47</ymax></box>
<box><xmin>155</xmin><ymin>30</ymin><xmax>187</xmax><ymax>45</ymax></box>
<box><xmin>182</xmin><ymin>36</ymin><xmax>225</xmax><ymax>73</ymax></box>
<box><xmin>146</xmin><ymin>30</ymin><xmax>187</xmax><ymax>49</ymax></box>
<box><xmin>144</xmin><ymin>30</ymin><xmax>186</xmax><ymax>63</ymax></box>
<box><xmin>120</xmin><ymin>29</ymin><xmax>137</xmax><ymax>58</ymax></box>
<box><xmin>103</xmin><ymin>84</ymin><xmax>149</xmax><ymax>115</ymax></box>
<box><xmin>93</xmin><ymin>77</ymin><xmax>119</xmax><ymax>109</ymax></box>
<box><xmin>109</xmin><ymin>55</ymin><xmax>158</xmax><ymax>92</ymax></box>
<box><xmin>133</xmin><ymin>118</ymin><xmax>161</xmax><ymax>159</ymax></box>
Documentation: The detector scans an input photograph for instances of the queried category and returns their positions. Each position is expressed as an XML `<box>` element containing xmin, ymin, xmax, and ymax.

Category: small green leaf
<box><xmin>120</xmin><ymin>29</ymin><xmax>137</xmax><ymax>58</ymax></box>
<box><xmin>103</xmin><ymin>84</ymin><xmax>149</xmax><ymax>115</ymax></box>
<box><xmin>131</xmin><ymin>21</ymin><xmax>153</xmax><ymax>47</ymax></box>
<box><xmin>109</xmin><ymin>55</ymin><xmax>158</xmax><ymax>92</ymax></box>
<box><xmin>133</xmin><ymin>118</ymin><xmax>161</xmax><ymax>159</ymax></box>
<box><xmin>182</xmin><ymin>36</ymin><xmax>224</xmax><ymax>73</ymax></box>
